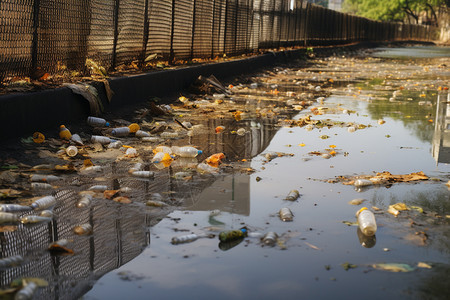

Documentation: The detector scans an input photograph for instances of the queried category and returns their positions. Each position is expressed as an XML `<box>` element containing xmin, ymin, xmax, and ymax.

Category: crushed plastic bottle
<box><xmin>171</xmin><ymin>234</ymin><xmax>200</xmax><ymax>244</ymax></box>
<box><xmin>160</xmin><ymin>131</ymin><xmax>179</xmax><ymax>139</ymax></box>
<box><xmin>87</xmin><ymin>116</ymin><xmax>110</xmax><ymax>127</ymax></box>
<box><xmin>172</xmin><ymin>146</ymin><xmax>202</xmax><ymax>158</ymax></box>
<box><xmin>356</xmin><ymin>207</ymin><xmax>377</xmax><ymax>236</ymax></box>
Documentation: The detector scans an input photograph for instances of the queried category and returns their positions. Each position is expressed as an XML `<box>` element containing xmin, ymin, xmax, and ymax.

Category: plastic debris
<box><xmin>356</xmin><ymin>207</ymin><xmax>377</xmax><ymax>236</ymax></box>
<box><xmin>372</xmin><ymin>263</ymin><xmax>415</xmax><ymax>272</ymax></box>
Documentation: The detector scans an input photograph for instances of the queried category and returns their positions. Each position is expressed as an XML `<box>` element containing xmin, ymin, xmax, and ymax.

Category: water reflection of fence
<box><xmin>0</xmin><ymin>111</ymin><xmax>282</xmax><ymax>297</ymax></box>
<box><xmin>432</xmin><ymin>92</ymin><xmax>450</xmax><ymax>164</ymax></box>
<box><xmin>0</xmin><ymin>189</ymin><xmax>150</xmax><ymax>299</ymax></box>
<box><xmin>0</xmin><ymin>0</ymin><xmax>434</xmax><ymax>78</ymax></box>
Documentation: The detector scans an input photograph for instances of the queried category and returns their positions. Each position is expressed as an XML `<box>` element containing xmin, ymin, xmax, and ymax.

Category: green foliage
<box><xmin>342</xmin><ymin>0</ymin><xmax>446</xmax><ymax>23</ymax></box>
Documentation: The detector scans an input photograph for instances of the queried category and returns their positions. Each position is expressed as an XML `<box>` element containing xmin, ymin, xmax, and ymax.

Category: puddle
<box><xmin>1</xmin><ymin>46</ymin><xmax>449</xmax><ymax>299</ymax></box>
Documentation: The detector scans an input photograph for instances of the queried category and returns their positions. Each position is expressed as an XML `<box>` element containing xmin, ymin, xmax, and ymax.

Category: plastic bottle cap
<box><xmin>105</xmin><ymin>122</ymin><xmax>110</xmax><ymax>127</ymax></box>
<box><xmin>198</xmin><ymin>150</ymin><xmax>203</xmax><ymax>155</ymax></box>
<box><xmin>356</xmin><ymin>207</ymin><xmax>368</xmax><ymax>217</ymax></box>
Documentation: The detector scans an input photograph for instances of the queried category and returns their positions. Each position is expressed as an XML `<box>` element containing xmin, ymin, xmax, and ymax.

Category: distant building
<box><xmin>328</xmin><ymin>0</ymin><xmax>342</xmax><ymax>11</ymax></box>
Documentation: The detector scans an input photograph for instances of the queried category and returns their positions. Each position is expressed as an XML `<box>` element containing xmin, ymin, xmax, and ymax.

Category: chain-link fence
<box><xmin>0</xmin><ymin>0</ymin><xmax>435</xmax><ymax>78</ymax></box>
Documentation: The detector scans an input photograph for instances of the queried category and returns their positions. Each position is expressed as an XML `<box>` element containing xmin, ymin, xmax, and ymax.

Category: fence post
<box><xmin>211</xmin><ymin>0</ymin><xmax>216</xmax><ymax>59</ymax></box>
<box><xmin>31</xmin><ymin>0</ymin><xmax>41</xmax><ymax>74</ymax></box>
<box><xmin>303</xmin><ymin>2</ymin><xmax>309</xmax><ymax>47</ymax></box>
<box><xmin>234</xmin><ymin>0</ymin><xmax>239</xmax><ymax>54</ymax></box>
<box><xmin>169</xmin><ymin>0</ymin><xmax>176</xmax><ymax>64</ymax></box>
<box><xmin>223</xmin><ymin>0</ymin><xmax>229</xmax><ymax>54</ymax></box>
<box><xmin>111</xmin><ymin>0</ymin><xmax>120</xmax><ymax>70</ymax></box>
<box><xmin>190</xmin><ymin>0</ymin><xmax>197</xmax><ymax>60</ymax></box>
<box><xmin>140</xmin><ymin>0</ymin><xmax>150</xmax><ymax>65</ymax></box>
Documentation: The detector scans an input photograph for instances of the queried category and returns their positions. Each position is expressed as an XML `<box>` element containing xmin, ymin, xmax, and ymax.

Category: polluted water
<box><xmin>0</xmin><ymin>46</ymin><xmax>449</xmax><ymax>300</ymax></box>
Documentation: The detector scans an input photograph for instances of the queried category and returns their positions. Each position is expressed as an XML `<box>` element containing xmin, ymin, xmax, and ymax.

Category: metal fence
<box><xmin>0</xmin><ymin>0</ymin><xmax>434</xmax><ymax>78</ymax></box>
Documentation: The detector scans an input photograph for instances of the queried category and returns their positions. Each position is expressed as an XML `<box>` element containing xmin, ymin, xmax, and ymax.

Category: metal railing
<box><xmin>0</xmin><ymin>0</ymin><xmax>434</xmax><ymax>78</ymax></box>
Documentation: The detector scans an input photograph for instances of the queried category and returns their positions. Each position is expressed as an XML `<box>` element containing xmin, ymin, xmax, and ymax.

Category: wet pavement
<box><xmin>0</xmin><ymin>45</ymin><xmax>449</xmax><ymax>300</ymax></box>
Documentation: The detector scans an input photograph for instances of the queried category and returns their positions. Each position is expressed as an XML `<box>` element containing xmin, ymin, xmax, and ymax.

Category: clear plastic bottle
<box><xmin>135</xmin><ymin>130</ymin><xmax>151</xmax><ymax>137</ymax></box>
<box><xmin>263</xmin><ymin>232</ymin><xmax>278</xmax><ymax>246</ymax></box>
<box><xmin>172</xmin><ymin>146</ymin><xmax>202</xmax><ymax>158</ymax></box>
<box><xmin>65</xmin><ymin>145</ymin><xmax>78</xmax><ymax>157</ymax></box>
<box><xmin>30</xmin><ymin>174</ymin><xmax>61</xmax><ymax>183</ymax></box>
<box><xmin>91</xmin><ymin>135</ymin><xmax>114</xmax><ymax>145</ymax></box>
<box><xmin>279</xmin><ymin>207</ymin><xmax>293</xmax><ymax>221</ymax></box>
<box><xmin>151</xmin><ymin>152</ymin><xmax>173</xmax><ymax>164</ymax></box>
<box><xmin>111</xmin><ymin>127</ymin><xmax>130</xmax><ymax>136</ymax></box>
<box><xmin>354</xmin><ymin>179</ymin><xmax>373</xmax><ymax>187</ymax></box>
<box><xmin>30</xmin><ymin>195</ymin><xmax>57</xmax><ymax>210</ymax></box>
<box><xmin>356</xmin><ymin>207</ymin><xmax>377</xmax><ymax>236</ymax></box>
<box><xmin>87</xmin><ymin>116</ymin><xmax>110</xmax><ymax>127</ymax></box>
<box><xmin>153</xmin><ymin>146</ymin><xmax>172</xmax><ymax>154</ymax></box>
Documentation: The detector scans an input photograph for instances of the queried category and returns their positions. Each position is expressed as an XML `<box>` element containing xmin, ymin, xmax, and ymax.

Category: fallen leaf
<box><xmin>417</xmin><ymin>262</ymin><xmax>432</xmax><ymax>269</ymax></box>
<box><xmin>341</xmin><ymin>262</ymin><xmax>357</xmax><ymax>271</ymax></box>
<box><xmin>372</xmin><ymin>263</ymin><xmax>415</xmax><ymax>272</ymax></box>
<box><xmin>342</xmin><ymin>221</ymin><xmax>358</xmax><ymax>226</ymax></box>
<box><xmin>104</xmin><ymin>189</ymin><xmax>120</xmax><ymax>199</ymax></box>
<box><xmin>348</xmin><ymin>198</ymin><xmax>365</xmax><ymax>205</ymax></box>
<box><xmin>113</xmin><ymin>196</ymin><xmax>132</xmax><ymax>204</ymax></box>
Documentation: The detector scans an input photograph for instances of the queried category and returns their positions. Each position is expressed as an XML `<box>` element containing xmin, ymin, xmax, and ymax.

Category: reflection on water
<box><xmin>372</xmin><ymin>46</ymin><xmax>450</xmax><ymax>59</ymax></box>
<box><xmin>432</xmin><ymin>93</ymin><xmax>450</xmax><ymax>164</ymax></box>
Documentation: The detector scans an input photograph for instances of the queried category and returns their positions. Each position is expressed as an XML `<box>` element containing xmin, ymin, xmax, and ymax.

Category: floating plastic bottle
<box><xmin>87</xmin><ymin>116</ymin><xmax>110</xmax><ymax>127</ymax></box>
<box><xmin>31</xmin><ymin>174</ymin><xmax>61</xmax><ymax>183</ymax></box>
<box><xmin>0</xmin><ymin>212</ymin><xmax>19</xmax><ymax>224</ymax></box>
<box><xmin>354</xmin><ymin>179</ymin><xmax>373</xmax><ymax>187</ymax></box>
<box><xmin>196</xmin><ymin>162</ymin><xmax>219</xmax><ymax>174</ymax></box>
<box><xmin>219</xmin><ymin>227</ymin><xmax>247</xmax><ymax>242</ymax></box>
<box><xmin>59</xmin><ymin>125</ymin><xmax>72</xmax><ymax>140</ymax></box>
<box><xmin>356</xmin><ymin>207</ymin><xmax>377</xmax><ymax>236</ymax></box>
<box><xmin>0</xmin><ymin>204</ymin><xmax>32</xmax><ymax>212</ymax></box>
<box><xmin>171</xmin><ymin>234</ymin><xmax>200</xmax><ymax>244</ymax></box>
<box><xmin>172</xmin><ymin>146</ymin><xmax>202</xmax><ymax>158</ymax></box>
<box><xmin>348</xmin><ymin>126</ymin><xmax>356</xmax><ymax>133</ymax></box>
<box><xmin>65</xmin><ymin>145</ymin><xmax>78</xmax><ymax>157</ymax></box>
<box><xmin>76</xmin><ymin>195</ymin><xmax>92</xmax><ymax>208</ymax></box>
<box><xmin>279</xmin><ymin>207</ymin><xmax>293</xmax><ymax>222</ymax></box>
<box><xmin>14</xmin><ymin>281</ymin><xmax>38</xmax><ymax>300</ymax></box>
<box><xmin>91</xmin><ymin>135</ymin><xmax>115</xmax><ymax>145</ymax></box>
<box><xmin>31</xmin><ymin>195</ymin><xmax>57</xmax><ymax>210</ymax></box>
<box><xmin>74</xmin><ymin>223</ymin><xmax>93</xmax><ymax>235</ymax></box>
<box><xmin>20</xmin><ymin>215</ymin><xmax>53</xmax><ymax>224</ymax></box>
<box><xmin>0</xmin><ymin>255</ymin><xmax>24</xmax><ymax>268</ymax></box>
<box><xmin>111</xmin><ymin>127</ymin><xmax>130</xmax><ymax>136</ymax></box>
<box><xmin>285</xmin><ymin>190</ymin><xmax>300</xmax><ymax>201</ymax></box>
<box><xmin>263</xmin><ymin>232</ymin><xmax>278</xmax><ymax>246</ymax></box>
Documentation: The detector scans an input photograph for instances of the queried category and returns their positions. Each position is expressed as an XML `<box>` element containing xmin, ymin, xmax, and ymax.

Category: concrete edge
<box><xmin>0</xmin><ymin>41</ymin><xmax>435</xmax><ymax>140</ymax></box>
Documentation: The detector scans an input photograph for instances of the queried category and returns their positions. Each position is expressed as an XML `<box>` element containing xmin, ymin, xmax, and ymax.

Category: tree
<box><xmin>342</xmin><ymin>0</ymin><xmax>447</xmax><ymax>24</ymax></box>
